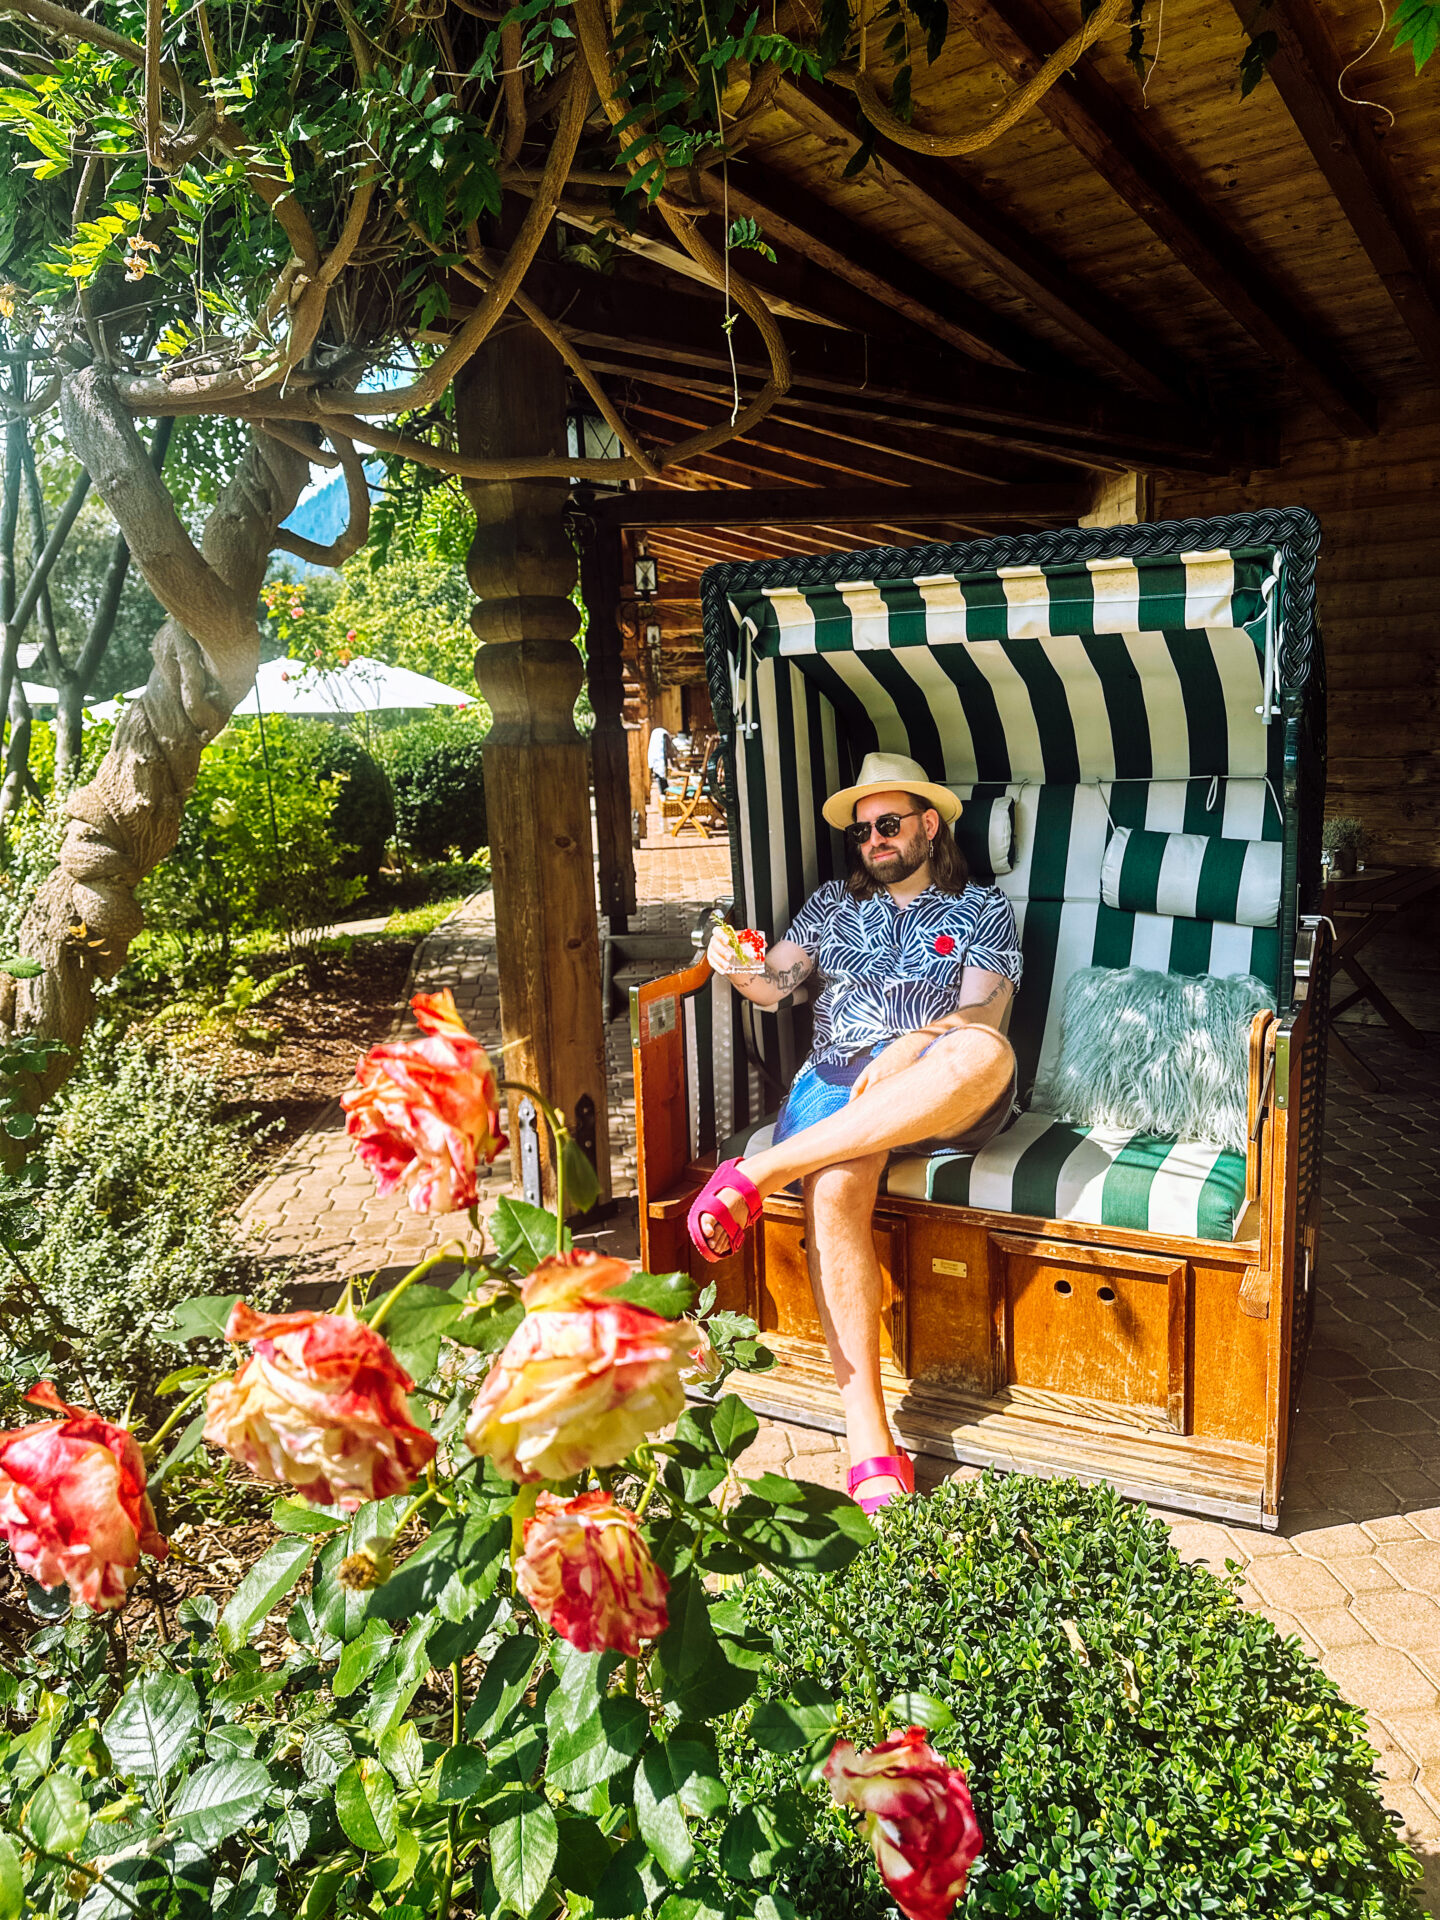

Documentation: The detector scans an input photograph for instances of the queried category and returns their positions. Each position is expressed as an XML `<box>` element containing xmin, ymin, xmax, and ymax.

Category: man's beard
<box><xmin>862</xmin><ymin>825</ymin><xmax>929</xmax><ymax>886</ymax></box>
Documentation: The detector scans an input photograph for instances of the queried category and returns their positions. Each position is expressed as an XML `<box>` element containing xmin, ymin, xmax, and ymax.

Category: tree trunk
<box><xmin>0</xmin><ymin>371</ymin><xmax>309</xmax><ymax>1100</ymax></box>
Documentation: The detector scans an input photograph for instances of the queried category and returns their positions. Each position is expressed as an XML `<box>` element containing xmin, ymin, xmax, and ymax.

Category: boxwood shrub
<box><xmin>725</xmin><ymin>1473</ymin><xmax>1422</xmax><ymax>1919</ymax></box>
<box><xmin>302</xmin><ymin>724</ymin><xmax>395</xmax><ymax>880</ymax></box>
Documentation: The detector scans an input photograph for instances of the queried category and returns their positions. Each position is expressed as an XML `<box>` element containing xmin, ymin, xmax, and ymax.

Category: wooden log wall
<box><xmin>1156</xmin><ymin>389</ymin><xmax>1440</xmax><ymax>867</ymax></box>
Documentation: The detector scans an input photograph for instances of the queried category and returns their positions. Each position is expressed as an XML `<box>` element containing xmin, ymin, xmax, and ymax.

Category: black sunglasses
<box><xmin>845</xmin><ymin>810</ymin><xmax>923</xmax><ymax>846</ymax></box>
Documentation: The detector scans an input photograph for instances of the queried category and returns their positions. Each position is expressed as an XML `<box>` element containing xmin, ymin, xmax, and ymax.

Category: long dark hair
<box><xmin>844</xmin><ymin>793</ymin><xmax>970</xmax><ymax>900</ymax></box>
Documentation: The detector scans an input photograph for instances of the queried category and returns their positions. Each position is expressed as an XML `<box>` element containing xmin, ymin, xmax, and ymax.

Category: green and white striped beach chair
<box><xmin>633</xmin><ymin>510</ymin><xmax>1331</xmax><ymax>1526</ymax></box>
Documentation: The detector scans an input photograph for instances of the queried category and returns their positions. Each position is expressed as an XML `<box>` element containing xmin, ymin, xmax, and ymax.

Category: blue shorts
<box><xmin>773</xmin><ymin>1037</ymin><xmax>1017</xmax><ymax>1156</ymax></box>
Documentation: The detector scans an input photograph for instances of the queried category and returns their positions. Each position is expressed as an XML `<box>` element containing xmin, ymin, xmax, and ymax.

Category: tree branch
<box><xmin>7</xmin><ymin>461</ymin><xmax>90</xmax><ymax>649</ymax></box>
<box><xmin>272</xmin><ymin>434</ymin><xmax>371</xmax><ymax>566</ymax></box>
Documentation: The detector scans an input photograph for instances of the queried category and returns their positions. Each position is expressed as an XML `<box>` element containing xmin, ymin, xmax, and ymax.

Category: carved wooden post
<box><xmin>458</xmin><ymin>330</ymin><xmax>610</xmax><ymax>1202</ymax></box>
<box><xmin>576</xmin><ymin>507</ymin><xmax>636</xmax><ymax>933</ymax></box>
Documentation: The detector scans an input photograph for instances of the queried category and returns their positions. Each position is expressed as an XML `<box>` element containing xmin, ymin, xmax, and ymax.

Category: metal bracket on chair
<box><xmin>517</xmin><ymin>1097</ymin><xmax>543</xmax><ymax>1209</ymax></box>
<box><xmin>1293</xmin><ymin>917</ymin><xmax>1320</xmax><ymax>1003</ymax></box>
<box><xmin>573</xmin><ymin>1092</ymin><xmax>597</xmax><ymax>1171</ymax></box>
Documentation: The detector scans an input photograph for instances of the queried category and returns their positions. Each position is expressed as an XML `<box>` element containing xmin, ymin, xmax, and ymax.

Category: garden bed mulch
<box><xmin>198</xmin><ymin>938</ymin><xmax>415</xmax><ymax>1156</ymax></box>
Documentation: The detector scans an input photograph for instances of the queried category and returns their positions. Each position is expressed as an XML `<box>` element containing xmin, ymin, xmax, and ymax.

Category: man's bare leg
<box><xmin>698</xmin><ymin>1026</ymin><xmax>1014</xmax><ymax>1252</ymax></box>
<box><xmin>803</xmin><ymin>1152</ymin><xmax>904</xmax><ymax>1503</ymax></box>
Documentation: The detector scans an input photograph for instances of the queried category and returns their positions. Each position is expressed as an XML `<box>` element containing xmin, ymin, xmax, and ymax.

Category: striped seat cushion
<box><xmin>720</xmin><ymin>1111</ymin><xmax>1248</xmax><ymax>1242</ymax></box>
<box><xmin>1101</xmin><ymin>826</ymin><xmax>1281</xmax><ymax>927</ymax></box>
<box><xmin>883</xmin><ymin>1110</ymin><xmax>1250</xmax><ymax>1242</ymax></box>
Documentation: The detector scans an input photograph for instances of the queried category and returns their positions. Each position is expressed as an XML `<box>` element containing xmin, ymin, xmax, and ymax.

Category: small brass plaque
<box><xmin>644</xmin><ymin>995</ymin><xmax>677</xmax><ymax>1041</ymax></box>
<box><xmin>932</xmin><ymin>1257</ymin><xmax>968</xmax><ymax>1278</ymax></box>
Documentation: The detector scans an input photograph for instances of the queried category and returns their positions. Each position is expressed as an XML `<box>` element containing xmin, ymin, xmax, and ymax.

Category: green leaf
<box><xmin>334</xmin><ymin>1758</ymin><xmax>398</xmax><ymax>1852</ymax></box>
<box><xmin>300</xmin><ymin>1724</ymin><xmax>353</xmax><ymax>1788</ymax></box>
<box><xmin>1394</xmin><ymin>0</ymin><xmax>1440</xmax><ymax>71</ymax></box>
<box><xmin>717</xmin><ymin>1794</ymin><xmax>807</xmax><ymax>1880</ymax></box>
<box><xmin>146</xmin><ymin>1410</ymin><xmax>207</xmax><ymax>1491</ymax></box>
<box><xmin>103</xmin><ymin>1672</ymin><xmax>201</xmax><ymax>1778</ymax></box>
<box><xmin>366</xmin><ymin>1281</ymin><xmax>464</xmax><ymax>1381</ymax></box>
<box><xmin>889</xmin><ymin>1688</ymin><xmax>954</xmax><ymax>1732</ymax></box>
<box><xmin>0</xmin><ymin>1831</ymin><xmax>22</xmax><ymax>1920</ymax></box>
<box><xmin>610</xmin><ymin>1269</ymin><xmax>695</xmax><ymax>1317</ymax></box>
<box><xmin>489</xmin><ymin>1791</ymin><xmax>559</xmax><ymax>1915</ymax></box>
<box><xmin>657</xmin><ymin>1882</ymin><xmax>729</xmax><ymax>1920</ymax></box>
<box><xmin>27</xmin><ymin>1772</ymin><xmax>89</xmax><ymax>1853</ymax></box>
<box><xmin>333</xmin><ymin>1618</ymin><xmax>395</xmax><ymax>1698</ymax></box>
<box><xmin>490</xmin><ymin>1195</ymin><xmax>568</xmax><ymax>1270</ymax></box>
<box><xmin>592</xmin><ymin>1838</ymin><xmax>669</xmax><ymax>1919</ymax></box>
<box><xmin>449</xmin><ymin>1294</ymin><xmax>525</xmax><ymax>1353</ymax></box>
<box><xmin>379</xmin><ymin>1723</ymin><xmax>425</xmax><ymax>1791</ymax></box>
<box><xmin>748</xmin><ymin>1679</ymin><xmax>839</xmax><ymax>1753</ymax></box>
<box><xmin>0</xmin><ymin>955</ymin><xmax>41</xmax><ymax>979</ymax></box>
<box><xmin>272</xmin><ymin>1497</ymin><xmax>348</xmax><ymax>1534</ymax></box>
<box><xmin>218</xmin><ymin>1536</ymin><xmax>313</xmax><ymax>1652</ymax></box>
<box><xmin>155</xmin><ymin>1292</ymin><xmax>240</xmax><ymax>1344</ymax></box>
<box><xmin>435</xmin><ymin>1742</ymin><xmax>489</xmax><ymax>1803</ymax></box>
<box><xmin>635</xmin><ymin>1745</ymin><xmax>694</xmax><ymax>1879</ymax></box>
<box><xmin>559</xmin><ymin>1132</ymin><xmax>601</xmax><ymax>1213</ymax></box>
<box><xmin>546</xmin><ymin>1695</ymin><xmax>649</xmax><ymax>1793</ymax></box>
<box><xmin>726</xmin><ymin>1477</ymin><xmax>872</xmax><ymax>1571</ymax></box>
<box><xmin>652</xmin><ymin>1571</ymin><xmax>760</xmax><ymax>1719</ymax></box>
<box><xmin>658</xmin><ymin>1726</ymin><xmax>728</xmax><ymax>1817</ymax></box>
<box><xmin>466</xmin><ymin>1633</ymin><xmax>542</xmax><ymax>1744</ymax></box>
<box><xmin>553</xmin><ymin>1811</ymin><xmax>613</xmax><ymax>1897</ymax></box>
<box><xmin>170</xmin><ymin>1758</ymin><xmax>272</xmax><ymax>1848</ymax></box>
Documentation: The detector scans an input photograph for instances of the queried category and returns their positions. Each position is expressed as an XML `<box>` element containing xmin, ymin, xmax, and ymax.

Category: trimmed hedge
<box><xmin>381</xmin><ymin>712</ymin><xmax>487</xmax><ymax>861</ymax></box>
<box><xmin>726</xmin><ymin>1474</ymin><xmax>1422</xmax><ymax>1919</ymax></box>
<box><xmin>303</xmin><ymin>725</ymin><xmax>395</xmax><ymax>879</ymax></box>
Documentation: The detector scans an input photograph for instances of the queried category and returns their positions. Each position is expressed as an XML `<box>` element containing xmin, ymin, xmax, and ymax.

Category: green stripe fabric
<box><xmin>1100</xmin><ymin>827</ymin><xmax>1282</xmax><ymax>927</ymax></box>
<box><xmin>882</xmin><ymin>1112</ymin><xmax>1249</xmax><ymax>1242</ymax></box>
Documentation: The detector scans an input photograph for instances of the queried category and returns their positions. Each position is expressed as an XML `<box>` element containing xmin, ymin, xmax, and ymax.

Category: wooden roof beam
<box><xmin>776</xmin><ymin>74</ymin><xmax>1191</xmax><ymax>405</ymax></box>
<box><xmin>954</xmin><ymin>0</ymin><xmax>1377</xmax><ymax>437</ymax></box>
<box><xmin>591</xmin><ymin>482</ymin><xmax>1088</xmax><ymax>527</ymax></box>
<box><xmin>695</xmin><ymin>165</ymin><xmax>1073</xmax><ymax>377</ymax></box>
<box><xmin>1224</xmin><ymin>0</ymin><xmax>1440</xmax><ymax>378</ymax></box>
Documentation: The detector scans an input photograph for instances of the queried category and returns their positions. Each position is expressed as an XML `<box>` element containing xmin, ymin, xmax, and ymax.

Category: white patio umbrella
<box><xmin>87</xmin><ymin>654</ymin><xmax>473</xmax><ymax>723</ymax></box>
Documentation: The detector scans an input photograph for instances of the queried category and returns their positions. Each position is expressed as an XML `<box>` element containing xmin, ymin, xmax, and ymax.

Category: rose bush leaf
<box><xmin>552</xmin><ymin>1810</ymin><xmax>614</xmax><ymax>1897</ymax></box>
<box><xmin>635</xmin><ymin>1745</ymin><xmax>695</xmax><ymax>1880</ymax></box>
<box><xmin>448</xmin><ymin>1293</ymin><xmax>526</xmax><ymax>1353</ymax></box>
<box><xmin>332</xmin><ymin>1618</ymin><xmax>395</xmax><ymax>1699</ymax></box>
<box><xmin>609</xmin><ymin>1269</ymin><xmax>695</xmax><ymax>1318</ymax></box>
<box><xmin>26</xmin><ymin>1772</ymin><xmax>89</xmax><ymax>1854</ymax></box>
<box><xmin>435</xmin><ymin>1741</ymin><xmax>489</xmax><ymax>1803</ymax></box>
<box><xmin>465</xmin><ymin>1633</ymin><xmax>543</xmax><ymax>1744</ymax></box>
<box><xmin>716</xmin><ymin>1794</ymin><xmax>808</xmax><ymax>1881</ymax></box>
<box><xmin>271</xmin><ymin>1498</ymin><xmax>348</xmax><ymax>1535</ymax></box>
<box><xmin>155</xmin><ymin>1291</ymin><xmax>242</xmax><ymax>1345</ymax></box>
<box><xmin>490</xmin><ymin>1195</ymin><xmax>570</xmax><ymax>1269</ymax></box>
<box><xmin>559</xmin><ymin>1133</ymin><xmax>602</xmax><ymax>1214</ymax></box>
<box><xmin>725</xmin><ymin>1478</ymin><xmax>872</xmax><ymax>1572</ymax></box>
<box><xmin>103</xmin><ymin>1672</ymin><xmax>201</xmax><ymax>1780</ymax></box>
<box><xmin>364</xmin><ymin>1280</ymin><xmax>466</xmax><ymax>1381</ymax></box>
<box><xmin>300</xmin><ymin>1724</ymin><xmax>354</xmax><ymax>1788</ymax></box>
<box><xmin>652</xmin><ymin>1571</ymin><xmax>760</xmax><ymax>1719</ymax></box>
<box><xmin>658</xmin><ymin>1725</ymin><xmax>727</xmax><ymax>1817</ymax></box>
<box><xmin>488</xmin><ymin>1790</ymin><xmax>559</xmax><ymax>1915</ymax></box>
<box><xmin>656</xmin><ymin>1881</ymin><xmax>729</xmax><ymax>1920</ymax></box>
<box><xmin>170</xmin><ymin>1758</ymin><xmax>273</xmax><ymax>1848</ymax></box>
<box><xmin>0</xmin><ymin>1832</ymin><xmax>20</xmax><ymax>1920</ymax></box>
<box><xmin>747</xmin><ymin>1679</ymin><xmax>839</xmax><ymax>1754</ymax></box>
<box><xmin>334</xmin><ymin>1758</ymin><xmax>399</xmax><ymax>1852</ymax></box>
<box><xmin>217</xmin><ymin>1536</ymin><xmax>314</xmax><ymax>1652</ymax></box>
<box><xmin>592</xmin><ymin>1838</ymin><xmax>670</xmax><ymax>1919</ymax></box>
<box><xmin>545</xmin><ymin>1641</ymin><xmax>621</xmax><ymax>1736</ymax></box>
<box><xmin>545</xmin><ymin>1696</ymin><xmax>649</xmax><ymax>1793</ymax></box>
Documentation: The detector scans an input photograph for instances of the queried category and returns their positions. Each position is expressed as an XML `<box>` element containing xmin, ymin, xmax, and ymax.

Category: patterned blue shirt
<box><xmin>782</xmin><ymin>881</ymin><xmax>1023</xmax><ymax>1067</ymax></box>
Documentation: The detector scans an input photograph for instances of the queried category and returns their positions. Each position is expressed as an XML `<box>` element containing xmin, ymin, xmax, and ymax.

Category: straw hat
<box><xmin>821</xmin><ymin>751</ymin><xmax>962</xmax><ymax>830</ymax></box>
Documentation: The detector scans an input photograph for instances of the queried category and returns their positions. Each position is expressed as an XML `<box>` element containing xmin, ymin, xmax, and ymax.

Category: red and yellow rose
<box><xmin>0</xmin><ymin>1384</ymin><xmax>166</xmax><ymax>1612</ymax></box>
<box><xmin>465</xmin><ymin>1253</ymin><xmax>699</xmax><ymax>1482</ymax></box>
<box><xmin>825</xmin><ymin>1726</ymin><xmax>984</xmax><ymax>1920</ymax></box>
<box><xmin>342</xmin><ymin>989</ymin><xmax>505</xmax><ymax>1214</ymax></box>
<box><xmin>516</xmin><ymin>1489</ymin><xmax>669</xmax><ymax>1654</ymax></box>
<box><xmin>204</xmin><ymin>1302</ymin><xmax>437</xmax><ymax>1509</ymax></box>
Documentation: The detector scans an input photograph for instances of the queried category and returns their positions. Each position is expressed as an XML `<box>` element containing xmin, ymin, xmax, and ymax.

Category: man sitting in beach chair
<box><xmin>688</xmin><ymin>752</ymin><xmax>1022</xmax><ymax>1513</ymax></box>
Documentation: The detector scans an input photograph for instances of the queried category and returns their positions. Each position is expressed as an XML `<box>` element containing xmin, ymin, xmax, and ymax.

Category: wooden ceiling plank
<box><xmin>954</xmin><ymin>0</ymin><xmax>1377</xmax><ymax>437</ymax></box>
<box><xmin>1222</xmin><ymin>0</ymin><xmax>1440</xmax><ymax>378</ymax></box>
<box><xmin>509</xmin><ymin>260</ymin><xmax>1230</xmax><ymax>468</ymax></box>
<box><xmin>776</xmin><ymin>74</ymin><xmax>1191</xmax><ymax>404</ymax></box>
<box><xmin>696</xmin><ymin>165</ymin><xmax>1071</xmax><ymax>377</ymax></box>
<box><xmin>592</xmin><ymin>482</ymin><xmax>1087</xmax><ymax>527</ymax></box>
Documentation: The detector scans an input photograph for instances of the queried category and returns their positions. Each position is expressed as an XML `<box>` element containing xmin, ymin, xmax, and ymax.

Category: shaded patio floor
<box><xmin>243</xmin><ymin>818</ymin><xmax>1440</xmax><ymax>1907</ymax></box>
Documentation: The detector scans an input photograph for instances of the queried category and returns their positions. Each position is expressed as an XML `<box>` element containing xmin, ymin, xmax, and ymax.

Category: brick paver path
<box><xmin>244</xmin><ymin>815</ymin><xmax>1440</xmax><ymax>1906</ymax></box>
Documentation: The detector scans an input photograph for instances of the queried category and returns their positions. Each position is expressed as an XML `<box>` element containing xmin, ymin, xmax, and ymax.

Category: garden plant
<box><xmin>0</xmin><ymin>990</ymin><xmax>986</xmax><ymax>1920</ymax></box>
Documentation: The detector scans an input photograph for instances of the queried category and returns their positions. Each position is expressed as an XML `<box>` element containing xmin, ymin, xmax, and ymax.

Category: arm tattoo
<box><xmin>765</xmin><ymin>956</ymin><xmax>812</xmax><ymax>993</ymax></box>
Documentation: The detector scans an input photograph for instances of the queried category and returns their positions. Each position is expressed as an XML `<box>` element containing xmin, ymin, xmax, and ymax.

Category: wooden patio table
<box><xmin>1320</xmin><ymin>864</ymin><xmax>1440</xmax><ymax>1091</ymax></box>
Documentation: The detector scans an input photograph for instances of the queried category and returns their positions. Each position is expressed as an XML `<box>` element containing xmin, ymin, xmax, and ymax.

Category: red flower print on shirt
<box><xmin>933</xmin><ymin>935</ymin><xmax>956</xmax><ymax>956</ymax></box>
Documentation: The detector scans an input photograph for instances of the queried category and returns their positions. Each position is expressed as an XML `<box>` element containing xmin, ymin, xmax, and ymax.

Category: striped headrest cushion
<box><xmin>1101</xmin><ymin>826</ymin><xmax>1282</xmax><ymax>929</ymax></box>
<box><xmin>955</xmin><ymin>796</ymin><xmax>1016</xmax><ymax>879</ymax></box>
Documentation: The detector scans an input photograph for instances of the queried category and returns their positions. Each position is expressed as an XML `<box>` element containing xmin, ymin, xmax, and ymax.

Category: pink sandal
<box><xmin>686</xmin><ymin>1157</ymin><xmax>764</xmax><ymax>1263</ymax></box>
<box><xmin>847</xmin><ymin>1452</ymin><xmax>915</xmax><ymax>1515</ymax></box>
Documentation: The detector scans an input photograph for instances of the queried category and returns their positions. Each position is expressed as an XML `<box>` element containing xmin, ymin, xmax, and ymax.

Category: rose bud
<box><xmin>825</xmin><ymin>1726</ymin><xmax>984</xmax><ymax>1920</ymax></box>
<box><xmin>204</xmin><ymin>1303</ymin><xmax>437</xmax><ymax>1510</ymax></box>
<box><xmin>464</xmin><ymin>1255</ymin><xmax>699</xmax><ymax>1482</ymax></box>
<box><xmin>342</xmin><ymin>989</ymin><xmax>506</xmax><ymax>1214</ymax></box>
<box><xmin>516</xmin><ymin>1490</ymin><xmax>669</xmax><ymax>1655</ymax></box>
<box><xmin>0</xmin><ymin>1383</ymin><xmax>167</xmax><ymax>1612</ymax></box>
